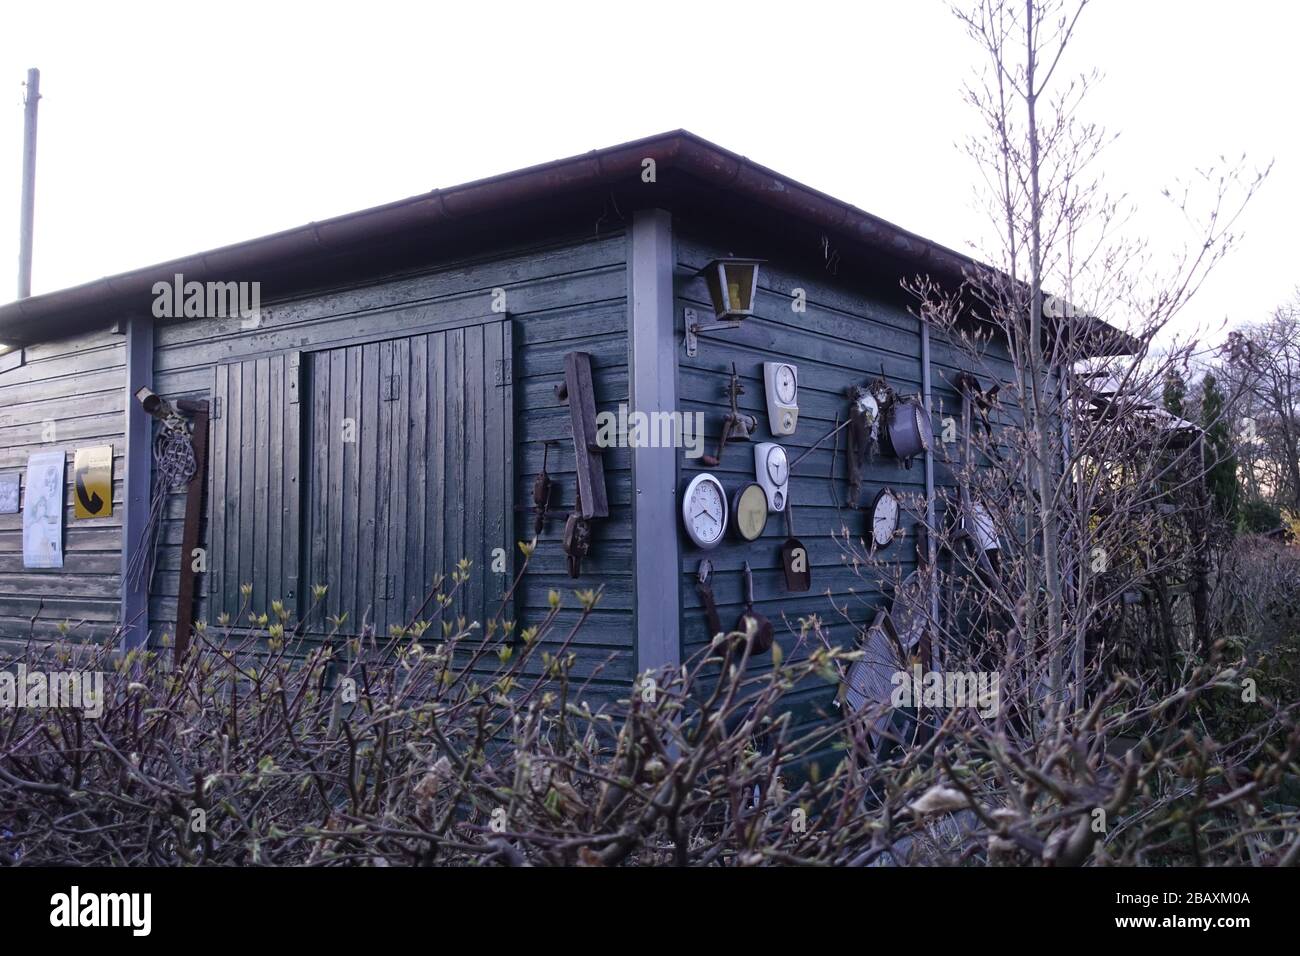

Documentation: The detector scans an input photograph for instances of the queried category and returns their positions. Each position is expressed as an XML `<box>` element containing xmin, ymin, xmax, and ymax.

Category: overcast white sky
<box><xmin>0</xmin><ymin>0</ymin><xmax>1294</xmax><ymax>346</ymax></box>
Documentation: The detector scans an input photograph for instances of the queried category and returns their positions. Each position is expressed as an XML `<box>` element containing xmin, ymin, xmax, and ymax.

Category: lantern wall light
<box><xmin>684</xmin><ymin>257</ymin><xmax>764</xmax><ymax>356</ymax></box>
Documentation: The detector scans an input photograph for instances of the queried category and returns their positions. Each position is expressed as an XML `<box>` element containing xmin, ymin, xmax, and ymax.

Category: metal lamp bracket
<box><xmin>684</xmin><ymin>307</ymin><xmax>743</xmax><ymax>357</ymax></box>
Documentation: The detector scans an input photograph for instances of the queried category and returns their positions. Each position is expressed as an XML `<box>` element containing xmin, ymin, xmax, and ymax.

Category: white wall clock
<box><xmin>870</xmin><ymin>487</ymin><xmax>900</xmax><ymax>549</ymax></box>
<box><xmin>754</xmin><ymin>442</ymin><xmax>788</xmax><ymax>512</ymax></box>
<box><xmin>763</xmin><ymin>361</ymin><xmax>799</xmax><ymax>435</ymax></box>
<box><xmin>682</xmin><ymin>472</ymin><xmax>728</xmax><ymax>549</ymax></box>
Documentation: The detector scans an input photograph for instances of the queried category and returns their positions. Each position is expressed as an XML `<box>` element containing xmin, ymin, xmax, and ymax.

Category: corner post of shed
<box><xmin>120</xmin><ymin>315</ymin><xmax>153</xmax><ymax>650</ymax></box>
<box><xmin>629</xmin><ymin>208</ymin><xmax>681</xmax><ymax>676</ymax></box>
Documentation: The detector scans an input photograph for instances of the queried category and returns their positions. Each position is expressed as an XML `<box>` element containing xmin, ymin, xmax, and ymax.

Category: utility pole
<box><xmin>18</xmin><ymin>68</ymin><xmax>40</xmax><ymax>299</ymax></box>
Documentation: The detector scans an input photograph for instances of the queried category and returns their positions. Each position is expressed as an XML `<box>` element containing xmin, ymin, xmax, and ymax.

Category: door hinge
<box><xmin>288</xmin><ymin>352</ymin><xmax>301</xmax><ymax>405</ymax></box>
<box><xmin>494</xmin><ymin>358</ymin><xmax>512</xmax><ymax>386</ymax></box>
<box><xmin>211</xmin><ymin>397</ymin><xmax>223</xmax><ymax>420</ymax></box>
<box><xmin>382</xmin><ymin>373</ymin><xmax>401</xmax><ymax>401</ymax></box>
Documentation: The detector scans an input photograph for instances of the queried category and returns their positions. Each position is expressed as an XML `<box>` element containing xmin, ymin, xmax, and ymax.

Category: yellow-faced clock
<box><xmin>731</xmin><ymin>482</ymin><xmax>769</xmax><ymax>541</ymax></box>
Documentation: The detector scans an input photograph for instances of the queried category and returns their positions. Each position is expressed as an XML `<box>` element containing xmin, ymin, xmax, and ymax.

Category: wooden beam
<box><xmin>559</xmin><ymin>351</ymin><xmax>608</xmax><ymax>519</ymax></box>
<box><xmin>120</xmin><ymin>317</ymin><xmax>153</xmax><ymax>651</ymax></box>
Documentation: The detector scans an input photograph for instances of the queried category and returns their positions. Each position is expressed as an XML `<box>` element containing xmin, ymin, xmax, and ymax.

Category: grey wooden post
<box><xmin>120</xmin><ymin>315</ymin><xmax>153</xmax><ymax>650</ymax></box>
<box><xmin>629</xmin><ymin>209</ymin><xmax>681</xmax><ymax>675</ymax></box>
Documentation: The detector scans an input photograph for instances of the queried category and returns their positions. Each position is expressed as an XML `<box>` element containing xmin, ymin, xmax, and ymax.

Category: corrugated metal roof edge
<box><xmin>0</xmin><ymin>129</ymin><xmax>1137</xmax><ymax>355</ymax></box>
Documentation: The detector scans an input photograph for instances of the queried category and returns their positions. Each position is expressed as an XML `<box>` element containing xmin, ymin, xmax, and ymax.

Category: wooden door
<box><xmin>209</xmin><ymin>353</ymin><xmax>303</xmax><ymax>624</ymax></box>
<box><xmin>301</xmin><ymin>320</ymin><xmax>514</xmax><ymax>636</ymax></box>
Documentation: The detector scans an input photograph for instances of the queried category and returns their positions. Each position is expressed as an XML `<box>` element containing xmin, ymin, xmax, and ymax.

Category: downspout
<box><xmin>921</xmin><ymin>317</ymin><xmax>939</xmax><ymax>633</ymax></box>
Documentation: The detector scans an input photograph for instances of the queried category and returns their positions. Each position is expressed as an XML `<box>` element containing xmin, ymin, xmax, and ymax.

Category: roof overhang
<box><xmin>0</xmin><ymin>129</ymin><xmax>1137</xmax><ymax>355</ymax></box>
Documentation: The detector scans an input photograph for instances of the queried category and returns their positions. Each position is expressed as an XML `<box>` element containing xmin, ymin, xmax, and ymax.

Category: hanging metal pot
<box><xmin>884</xmin><ymin>397</ymin><xmax>931</xmax><ymax>464</ymax></box>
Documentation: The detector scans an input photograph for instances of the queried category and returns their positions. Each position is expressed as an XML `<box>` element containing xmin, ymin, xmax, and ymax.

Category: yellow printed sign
<box><xmin>73</xmin><ymin>445</ymin><xmax>113</xmax><ymax>519</ymax></box>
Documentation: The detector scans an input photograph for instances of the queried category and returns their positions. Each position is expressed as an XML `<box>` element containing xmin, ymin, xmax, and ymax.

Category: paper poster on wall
<box><xmin>23</xmin><ymin>451</ymin><xmax>65</xmax><ymax>569</ymax></box>
<box><xmin>0</xmin><ymin>473</ymin><xmax>18</xmax><ymax>514</ymax></box>
<box><xmin>73</xmin><ymin>445</ymin><xmax>113</xmax><ymax>519</ymax></box>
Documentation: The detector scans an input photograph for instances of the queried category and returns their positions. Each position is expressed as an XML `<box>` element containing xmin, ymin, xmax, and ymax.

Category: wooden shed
<box><xmin>0</xmin><ymin>131</ymin><xmax>1129</xmax><ymax>719</ymax></box>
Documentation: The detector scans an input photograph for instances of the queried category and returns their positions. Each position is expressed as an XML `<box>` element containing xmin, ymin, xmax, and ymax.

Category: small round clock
<box><xmin>870</xmin><ymin>487</ymin><xmax>900</xmax><ymax>549</ymax></box>
<box><xmin>761</xmin><ymin>444</ymin><xmax>789</xmax><ymax>510</ymax></box>
<box><xmin>773</xmin><ymin>364</ymin><xmax>797</xmax><ymax>404</ymax></box>
<box><xmin>731</xmin><ymin>483</ymin><xmax>768</xmax><ymax>541</ymax></box>
<box><xmin>682</xmin><ymin>473</ymin><xmax>728</xmax><ymax>549</ymax></box>
<box><xmin>765</xmin><ymin>444</ymin><xmax>788</xmax><ymax>485</ymax></box>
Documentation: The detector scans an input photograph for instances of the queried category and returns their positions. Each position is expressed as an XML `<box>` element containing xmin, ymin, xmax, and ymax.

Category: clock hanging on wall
<box><xmin>870</xmin><ymin>487</ymin><xmax>901</xmax><ymax>549</ymax></box>
<box><xmin>754</xmin><ymin>442</ymin><xmax>789</xmax><ymax>512</ymax></box>
<box><xmin>682</xmin><ymin>473</ymin><xmax>728</xmax><ymax>549</ymax></box>
<box><xmin>763</xmin><ymin>361</ymin><xmax>799</xmax><ymax>435</ymax></box>
<box><xmin>731</xmin><ymin>482</ymin><xmax>768</xmax><ymax>541</ymax></box>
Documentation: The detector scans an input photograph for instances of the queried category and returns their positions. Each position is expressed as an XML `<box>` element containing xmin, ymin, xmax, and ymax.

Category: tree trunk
<box><xmin>1024</xmin><ymin>0</ymin><xmax>1067</xmax><ymax>707</ymax></box>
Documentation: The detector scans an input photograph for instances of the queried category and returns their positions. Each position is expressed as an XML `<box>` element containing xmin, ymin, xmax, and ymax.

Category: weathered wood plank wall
<box><xmin>675</xmin><ymin>224</ymin><xmax>927</xmax><ymax>738</ymax></box>
<box><xmin>148</xmin><ymin>230</ymin><xmax>633</xmax><ymax>706</ymax></box>
<box><xmin>673</xmin><ymin>220</ymin><xmax>1024</xmax><ymax>758</ymax></box>
<box><xmin>0</xmin><ymin>329</ymin><xmax>126</xmax><ymax>646</ymax></box>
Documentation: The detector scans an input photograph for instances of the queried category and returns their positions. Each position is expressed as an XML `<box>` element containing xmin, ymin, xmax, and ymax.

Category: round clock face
<box><xmin>774</xmin><ymin>364</ymin><xmax>797</xmax><ymax>404</ymax></box>
<box><xmin>732</xmin><ymin>483</ymin><xmax>768</xmax><ymax>541</ymax></box>
<box><xmin>683</xmin><ymin>474</ymin><xmax>727</xmax><ymax>549</ymax></box>
<box><xmin>766</xmin><ymin>445</ymin><xmax>788</xmax><ymax>486</ymax></box>
<box><xmin>872</xmin><ymin>488</ymin><xmax>899</xmax><ymax>547</ymax></box>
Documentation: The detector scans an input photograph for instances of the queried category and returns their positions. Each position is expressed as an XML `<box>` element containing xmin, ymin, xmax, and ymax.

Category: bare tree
<box><xmin>1218</xmin><ymin>296</ymin><xmax>1300</xmax><ymax>513</ymax></box>
<box><xmin>920</xmin><ymin>0</ymin><xmax>1267</xmax><ymax>710</ymax></box>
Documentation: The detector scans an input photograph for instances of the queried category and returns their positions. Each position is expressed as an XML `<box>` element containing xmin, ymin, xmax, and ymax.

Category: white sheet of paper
<box><xmin>23</xmin><ymin>451</ymin><xmax>65</xmax><ymax>569</ymax></box>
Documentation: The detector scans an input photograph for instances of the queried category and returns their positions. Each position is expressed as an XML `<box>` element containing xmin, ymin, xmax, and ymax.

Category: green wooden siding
<box><xmin>148</xmin><ymin>230</ymin><xmax>633</xmax><ymax>703</ymax></box>
<box><xmin>0</xmin><ymin>329</ymin><xmax>125</xmax><ymax>647</ymax></box>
